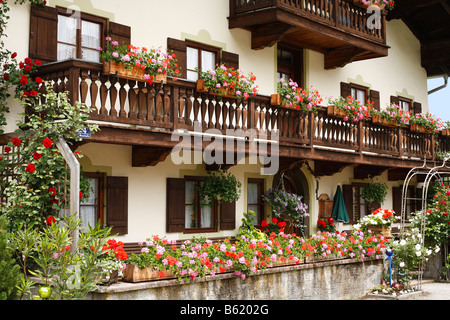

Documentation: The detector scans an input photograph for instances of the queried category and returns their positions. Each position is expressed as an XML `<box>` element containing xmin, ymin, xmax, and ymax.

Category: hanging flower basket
<box><xmin>372</xmin><ymin>114</ymin><xmax>399</xmax><ymax>127</ymax></box>
<box><xmin>196</xmin><ymin>79</ymin><xmax>236</xmax><ymax>99</ymax></box>
<box><xmin>122</xmin><ymin>264</ymin><xmax>175</xmax><ymax>283</ymax></box>
<box><xmin>410</xmin><ymin>122</ymin><xmax>429</xmax><ymax>133</ymax></box>
<box><xmin>367</xmin><ymin>225</ymin><xmax>392</xmax><ymax>238</ymax></box>
<box><xmin>103</xmin><ymin>61</ymin><xmax>167</xmax><ymax>84</ymax></box>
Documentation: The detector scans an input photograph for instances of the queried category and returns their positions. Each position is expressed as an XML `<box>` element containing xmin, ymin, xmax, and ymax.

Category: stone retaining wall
<box><xmin>88</xmin><ymin>258</ymin><xmax>384</xmax><ymax>300</ymax></box>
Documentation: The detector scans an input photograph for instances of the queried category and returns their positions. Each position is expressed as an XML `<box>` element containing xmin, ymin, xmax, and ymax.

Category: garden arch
<box><xmin>401</xmin><ymin>157</ymin><xmax>450</xmax><ymax>289</ymax></box>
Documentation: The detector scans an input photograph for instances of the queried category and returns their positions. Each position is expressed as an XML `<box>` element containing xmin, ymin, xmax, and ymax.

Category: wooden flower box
<box><xmin>196</xmin><ymin>79</ymin><xmax>236</xmax><ymax>99</ymax></box>
<box><xmin>122</xmin><ymin>264</ymin><xmax>175</xmax><ymax>283</ymax></box>
<box><xmin>103</xmin><ymin>61</ymin><xmax>167</xmax><ymax>84</ymax></box>
<box><xmin>367</xmin><ymin>225</ymin><xmax>391</xmax><ymax>238</ymax></box>
<box><xmin>410</xmin><ymin>123</ymin><xmax>429</xmax><ymax>133</ymax></box>
<box><xmin>372</xmin><ymin>114</ymin><xmax>399</xmax><ymax>127</ymax></box>
<box><xmin>270</xmin><ymin>94</ymin><xmax>282</xmax><ymax>106</ymax></box>
<box><xmin>327</xmin><ymin>105</ymin><xmax>347</xmax><ymax>118</ymax></box>
<box><xmin>441</xmin><ymin>129</ymin><xmax>450</xmax><ymax>136</ymax></box>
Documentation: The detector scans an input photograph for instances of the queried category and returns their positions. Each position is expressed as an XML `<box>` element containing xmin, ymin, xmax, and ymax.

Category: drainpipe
<box><xmin>428</xmin><ymin>73</ymin><xmax>448</xmax><ymax>95</ymax></box>
<box><xmin>55</xmin><ymin>137</ymin><xmax>80</xmax><ymax>252</ymax></box>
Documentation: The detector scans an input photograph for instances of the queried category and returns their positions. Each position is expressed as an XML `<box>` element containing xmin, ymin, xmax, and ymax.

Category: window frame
<box><xmin>185</xmin><ymin>40</ymin><xmax>220</xmax><ymax>81</ymax></box>
<box><xmin>398</xmin><ymin>96</ymin><xmax>412</xmax><ymax>113</ymax></box>
<box><xmin>56</xmin><ymin>7</ymin><xmax>107</xmax><ymax>61</ymax></box>
<box><xmin>247</xmin><ymin>178</ymin><xmax>265</xmax><ymax>226</ymax></box>
<box><xmin>276</xmin><ymin>45</ymin><xmax>303</xmax><ymax>87</ymax></box>
<box><xmin>80</xmin><ymin>172</ymin><xmax>105</xmax><ymax>228</ymax></box>
<box><xmin>350</xmin><ymin>83</ymin><xmax>368</xmax><ymax>103</ymax></box>
<box><xmin>183</xmin><ymin>175</ymin><xmax>218</xmax><ymax>234</ymax></box>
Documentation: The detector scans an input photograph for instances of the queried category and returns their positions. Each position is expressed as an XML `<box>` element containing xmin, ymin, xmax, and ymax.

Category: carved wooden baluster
<box><xmin>191</xmin><ymin>90</ymin><xmax>199</xmax><ymax>126</ymax></box>
<box><xmin>118</xmin><ymin>78</ymin><xmax>128</xmax><ymax>118</ymax></box>
<box><xmin>99</xmin><ymin>76</ymin><xmax>108</xmax><ymax>116</ymax></box>
<box><xmin>137</xmin><ymin>82</ymin><xmax>147</xmax><ymax>120</ymax></box>
<box><xmin>215</xmin><ymin>100</ymin><xmax>222</xmax><ymax>130</ymax></box>
<box><xmin>236</xmin><ymin>103</ymin><xmax>242</xmax><ymax>129</ymax></box>
<box><xmin>208</xmin><ymin>98</ymin><xmax>215</xmax><ymax>128</ymax></box>
<box><xmin>222</xmin><ymin>100</ymin><xmax>229</xmax><ymax>130</ymax></box>
<box><xmin>90</xmin><ymin>71</ymin><xmax>99</xmax><ymax>115</ymax></box>
<box><xmin>128</xmin><ymin>81</ymin><xmax>138</xmax><ymax>119</ymax></box>
<box><xmin>242</xmin><ymin>101</ymin><xmax>248</xmax><ymax>131</ymax></box>
<box><xmin>178</xmin><ymin>87</ymin><xmax>186</xmax><ymax>125</ymax></box>
<box><xmin>229</xmin><ymin>102</ymin><xmax>236</xmax><ymax>130</ymax></box>
<box><xmin>109</xmin><ymin>80</ymin><xmax>118</xmax><ymax>117</ymax></box>
<box><xmin>79</xmin><ymin>70</ymin><xmax>89</xmax><ymax>106</ymax></box>
<box><xmin>163</xmin><ymin>85</ymin><xmax>171</xmax><ymax>123</ymax></box>
<box><xmin>146</xmin><ymin>86</ymin><xmax>155</xmax><ymax>122</ymax></box>
<box><xmin>260</xmin><ymin>104</ymin><xmax>266</xmax><ymax>133</ymax></box>
<box><xmin>155</xmin><ymin>84</ymin><xmax>163</xmax><ymax>122</ymax></box>
<box><xmin>200</xmin><ymin>94</ymin><xmax>207</xmax><ymax>129</ymax></box>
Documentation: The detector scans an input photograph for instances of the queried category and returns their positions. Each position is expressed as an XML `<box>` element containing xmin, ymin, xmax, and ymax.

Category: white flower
<box><xmin>415</xmin><ymin>251</ymin><xmax>422</xmax><ymax>257</ymax></box>
<box><xmin>435</xmin><ymin>246</ymin><xmax>441</xmax><ymax>253</ymax></box>
<box><xmin>400</xmin><ymin>239</ymin><xmax>407</xmax><ymax>246</ymax></box>
<box><xmin>415</xmin><ymin>244</ymin><xmax>421</xmax><ymax>251</ymax></box>
<box><xmin>399</xmin><ymin>262</ymin><xmax>405</xmax><ymax>268</ymax></box>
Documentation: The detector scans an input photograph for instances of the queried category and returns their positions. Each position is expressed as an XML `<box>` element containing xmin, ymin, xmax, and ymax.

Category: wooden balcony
<box><xmin>229</xmin><ymin>0</ymin><xmax>389</xmax><ymax>69</ymax></box>
<box><xmin>34</xmin><ymin>59</ymin><xmax>449</xmax><ymax>172</ymax></box>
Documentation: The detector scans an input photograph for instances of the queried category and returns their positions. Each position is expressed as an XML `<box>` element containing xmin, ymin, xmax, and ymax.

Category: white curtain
<box><xmin>80</xmin><ymin>178</ymin><xmax>98</xmax><ymax>231</ymax></box>
<box><xmin>187</xmin><ymin>47</ymin><xmax>199</xmax><ymax>81</ymax></box>
<box><xmin>247</xmin><ymin>183</ymin><xmax>259</xmax><ymax>225</ymax></box>
<box><xmin>185</xmin><ymin>181</ymin><xmax>196</xmax><ymax>228</ymax></box>
<box><xmin>81</xmin><ymin>20</ymin><xmax>100</xmax><ymax>62</ymax></box>
<box><xmin>57</xmin><ymin>15</ymin><xmax>77</xmax><ymax>61</ymax></box>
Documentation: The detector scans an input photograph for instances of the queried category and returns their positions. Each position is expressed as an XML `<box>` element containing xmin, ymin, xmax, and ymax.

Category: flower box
<box><xmin>327</xmin><ymin>105</ymin><xmax>347</xmax><ymax>118</ymax></box>
<box><xmin>98</xmin><ymin>269</ymin><xmax>119</xmax><ymax>285</ymax></box>
<box><xmin>196</xmin><ymin>79</ymin><xmax>236</xmax><ymax>99</ymax></box>
<box><xmin>367</xmin><ymin>225</ymin><xmax>391</xmax><ymax>238</ymax></box>
<box><xmin>122</xmin><ymin>264</ymin><xmax>175</xmax><ymax>283</ymax></box>
<box><xmin>410</xmin><ymin>123</ymin><xmax>429</xmax><ymax>133</ymax></box>
<box><xmin>270</xmin><ymin>94</ymin><xmax>282</xmax><ymax>106</ymax></box>
<box><xmin>103</xmin><ymin>61</ymin><xmax>167</xmax><ymax>84</ymax></box>
<box><xmin>441</xmin><ymin>129</ymin><xmax>450</xmax><ymax>136</ymax></box>
<box><xmin>372</xmin><ymin>114</ymin><xmax>399</xmax><ymax>127</ymax></box>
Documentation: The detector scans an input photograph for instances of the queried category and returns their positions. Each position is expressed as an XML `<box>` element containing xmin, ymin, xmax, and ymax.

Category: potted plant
<box><xmin>409</xmin><ymin>112</ymin><xmax>444</xmax><ymax>134</ymax></box>
<box><xmin>271</xmin><ymin>78</ymin><xmax>322</xmax><ymax>113</ymax></box>
<box><xmin>327</xmin><ymin>96</ymin><xmax>374</xmax><ymax>122</ymax></box>
<box><xmin>354</xmin><ymin>0</ymin><xmax>395</xmax><ymax>11</ymax></box>
<box><xmin>96</xmin><ymin>238</ymin><xmax>128</xmax><ymax>285</ymax></box>
<box><xmin>99</xmin><ymin>37</ymin><xmax>180</xmax><ymax>84</ymax></box>
<box><xmin>354</xmin><ymin>208</ymin><xmax>397</xmax><ymax>237</ymax></box>
<box><xmin>361</xmin><ymin>182</ymin><xmax>388</xmax><ymax>212</ymax></box>
<box><xmin>197</xmin><ymin>170</ymin><xmax>242</xmax><ymax>207</ymax></box>
<box><xmin>262</xmin><ymin>188</ymin><xmax>309</xmax><ymax>235</ymax></box>
<box><xmin>196</xmin><ymin>65</ymin><xmax>258</xmax><ymax>100</ymax></box>
<box><xmin>372</xmin><ymin>104</ymin><xmax>410</xmax><ymax>127</ymax></box>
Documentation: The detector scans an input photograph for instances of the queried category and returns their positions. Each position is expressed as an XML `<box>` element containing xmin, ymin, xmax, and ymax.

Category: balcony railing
<box><xmin>230</xmin><ymin>0</ymin><xmax>386</xmax><ymax>44</ymax></box>
<box><xmin>35</xmin><ymin>59</ymin><xmax>448</xmax><ymax>163</ymax></box>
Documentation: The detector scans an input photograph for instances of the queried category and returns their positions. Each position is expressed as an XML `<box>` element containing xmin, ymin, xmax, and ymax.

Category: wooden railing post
<box><xmin>308</xmin><ymin>111</ymin><xmax>315</xmax><ymax>149</ymax></box>
<box><xmin>333</xmin><ymin>0</ymin><xmax>339</xmax><ymax>27</ymax></box>
<box><xmin>67</xmin><ymin>66</ymin><xmax>80</xmax><ymax>106</ymax></box>
<box><xmin>398</xmin><ymin>127</ymin><xmax>404</xmax><ymax>158</ymax></box>
<box><xmin>248</xmin><ymin>98</ymin><xmax>255</xmax><ymax>132</ymax></box>
<box><xmin>357</xmin><ymin>120</ymin><xmax>363</xmax><ymax>156</ymax></box>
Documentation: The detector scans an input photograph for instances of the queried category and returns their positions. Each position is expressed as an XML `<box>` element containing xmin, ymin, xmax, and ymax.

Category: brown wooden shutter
<box><xmin>392</xmin><ymin>186</ymin><xmax>402</xmax><ymax>217</ymax></box>
<box><xmin>390</xmin><ymin>95</ymin><xmax>399</xmax><ymax>105</ymax></box>
<box><xmin>342</xmin><ymin>184</ymin><xmax>354</xmax><ymax>223</ymax></box>
<box><xmin>340</xmin><ymin>82</ymin><xmax>351</xmax><ymax>98</ymax></box>
<box><xmin>167</xmin><ymin>38</ymin><xmax>187</xmax><ymax>79</ymax></box>
<box><xmin>369</xmin><ymin>90</ymin><xmax>380</xmax><ymax>111</ymax></box>
<box><xmin>220</xmin><ymin>200</ymin><xmax>236</xmax><ymax>230</ymax></box>
<box><xmin>108</xmin><ymin>22</ymin><xmax>131</xmax><ymax>46</ymax></box>
<box><xmin>166</xmin><ymin>178</ymin><xmax>186</xmax><ymax>232</ymax></box>
<box><xmin>221</xmin><ymin>51</ymin><xmax>239</xmax><ymax>70</ymax></box>
<box><xmin>106</xmin><ymin>176</ymin><xmax>128</xmax><ymax>235</ymax></box>
<box><xmin>413</xmin><ymin>102</ymin><xmax>422</xmax><ymax>115</ymax></box>
<box><xmin>29</xmin><ymin>6</ymin><xmax>58</xmax><ymax>63</ymax></box>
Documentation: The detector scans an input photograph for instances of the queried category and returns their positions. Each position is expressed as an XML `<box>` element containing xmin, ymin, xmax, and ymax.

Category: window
<box><xmin>57</xmin><ymin>8</ymin><xmax>106</xmax><ymax>62</ymax></box>
<box><xmin>277</xmin><ymin>46</ymin><xmax>303</xmax><ymax>86</ymax></box>
<box><xmin>186</xmin><ymin>41</ymin><xmax>220</xmax><ymax>81</ymax></box>
<box><xmin>398</xmin><ymin>97</ymin><xmax>412</xmax><ymax>113</ymax></box>
<box><xmin>80</xmin><ymin>172</ymin><xmax>104</xmax><ymax>231</ymax></box>
<box><xmin>247</xmin><ymin>179</ymin><xmax>265</xmax><ymax>226</ymax></box>
<box><xmin>350</xmin><ymin>84</ymin><xmax>368</xmax><ymax>102</ymax></box>
<box><xmin>185</xmin><ymin>177</ymin><xmax>216</xmax><ymax>231</ymax></box>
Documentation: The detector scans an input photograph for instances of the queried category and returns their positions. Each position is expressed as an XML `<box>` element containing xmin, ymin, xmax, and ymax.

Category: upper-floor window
<box><xmin>350</xmin><ymin>84</ymin><xmax>368</xmax><ymax>102</ymax></box>
<box><xmin>186</xmin><ymin>41</ymin><xmax>220</xmax><ymax>81</ymax></box>
<box><xmin>277</xmin><ymin>45</ymin><xmax>303</xmax><ymax>86</ymax></box>
<box><xmin>398</xmin><ymin>97</ymin><xmax>412</xmax><ymax>113</ymax></box>
<box><xmin>57</xmin><ymin>8</ymin><xmax>106</xmax><ymax>62</ymax></box>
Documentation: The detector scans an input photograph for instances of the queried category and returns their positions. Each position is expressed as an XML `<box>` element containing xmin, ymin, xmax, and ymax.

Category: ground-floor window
<box><xmin>80</xmin><ymin>172</ymin><xmax>104</xmax><ymax>230</ymax></box>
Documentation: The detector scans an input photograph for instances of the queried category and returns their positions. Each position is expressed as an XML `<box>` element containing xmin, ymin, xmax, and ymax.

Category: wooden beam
<box><xmin>251</xmin><ymin>22</ymin><xmax>295</xmax><ymax>50</ymax></box>
<box><xmin>354</xmin><ymin>165</ymin><xmax>388</xmax><ymax>180</ymax></box>
<box><xmin>324</xmin><ymin>46</ymin><xmax>367</xmax><ymax>69</ymax></box>
<box><xmin>132</xmin><ymin>146</ymin><xmax>171</xmax><ymax>167</ymax></box>
<box><xmin>313</xmin><ymin>160</ymin><xmax>349</xmax><ymax>177</ymax></box>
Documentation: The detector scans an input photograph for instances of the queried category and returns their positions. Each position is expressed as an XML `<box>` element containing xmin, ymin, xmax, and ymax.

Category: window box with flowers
<box><xmin>96</xmin><ymin>238</ymin><xmax>128</xmax><ymax>285</ymax></box>
<box><xmin>196</xmin><ymin>65</ymin><xmax>258</xmax><ymax>100</ymax></box>
<box><xmin>99</xmin><ymin>38</ymin><xmax>180</xmax><ymax>85</ymax></box>
<box><xmin>317</xmin><ymin>217</ymin><xmax>336</xmax><ymax>233</ymax></box>
<box><xmin>327</xmin><ymin>96</ymin><xmax>374</xmax><ymax>122</ymax></box>
<box><xmin>372</xmin><ymin>104</ymin><xmax>410</xmax><ymax>127</ymax></box>
<box><xmin>409</xmin><ymin>112</ymin><xmax>444</xmax><ymax>134</ymax></box>
<box><xmin>353</xmin><ymin>0</ymin><xmax>395</xmax><ymax>11</ymax></box>
<box><xmin>270</xmin><ymin>79</ymin><xmax>323</xmax><ymax>113</ymax></box>
<box><xmin>354</xmin><ymin>208</ymin><xmax>397</xmax><ymax>238</ymax></box>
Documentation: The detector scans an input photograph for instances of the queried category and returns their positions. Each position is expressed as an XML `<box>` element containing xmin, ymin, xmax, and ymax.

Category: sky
<box><xmin>427</xmin><ymin>77</ymin><xmax>450</xmax><ymax>124</ymax></box>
